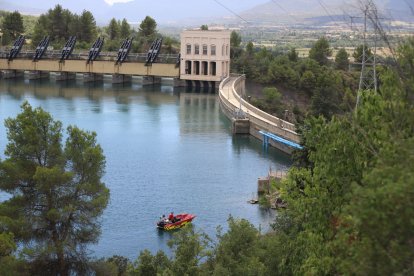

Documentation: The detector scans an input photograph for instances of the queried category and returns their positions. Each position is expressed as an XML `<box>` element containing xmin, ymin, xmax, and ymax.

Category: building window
<box><xmin>185</xmin><ymin>60</ymin><xmax>192</xmax><ymax>75</ymax></box>
<box><xmin>211</xmin><ymin>45</ymin><xmax>216</xmax><ymax>56</ymax></box>
<box><xmin>195</xmin><ymin>44</ymin><xmax>199</xmax><ymax>55</ymax></box>
<box><xmin>210</xmin><ymin>62</ymin><xmax>216</xmax><ymax>76</ymax></box>
<box><xmin>186</xmin><ymin>44</ymin><xmax>191</xmax><ymax>55</ymax></box>
<box><xmin>202</xmin><ymin>44</ymin><xmax>208</xmax><ymax>55</ymax></box>
<box><xmin>202</xmin><ymin>61</ymin><xmax>208</xmax><ymax>75</ymax></box>
<box><xmin>226</xmin><ymin>45</ymin><xmax>229</xmax><ymax>56</ymax></box>
<box><xmin>222</xmin><ymin>45</ymin><xmax>225</xmax><ymax>56</ymax></box>
<box><xmin>194</xmin><ymin>61</ymin><xmax>200</xmax><ymax>75</ymax></box>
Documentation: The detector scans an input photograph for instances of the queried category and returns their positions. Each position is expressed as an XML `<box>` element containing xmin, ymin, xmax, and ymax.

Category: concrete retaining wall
<box><xmin>218</xmin><ymin>75</ymin><xmax>299</xmax><ymax>154</ymax></box>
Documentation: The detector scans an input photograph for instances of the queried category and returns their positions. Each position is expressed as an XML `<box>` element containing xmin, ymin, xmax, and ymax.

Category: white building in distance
<box><xmin>180</xmin><ymin>29</ymin><xmax>231</xmax><ymax>87</ymax></box>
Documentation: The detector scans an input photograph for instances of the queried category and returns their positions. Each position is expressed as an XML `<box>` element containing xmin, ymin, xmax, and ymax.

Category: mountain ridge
<box><xmin>0</xmin><ymin>0</ymin><xmax>411</xmax><ymax>27</ymax></box>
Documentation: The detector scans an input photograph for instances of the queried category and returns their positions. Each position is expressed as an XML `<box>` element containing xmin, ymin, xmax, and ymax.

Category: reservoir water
<box><xmin>0</xmin><ymin>77</ymin><xmax>291</xmax><ymax>260</ymax></box>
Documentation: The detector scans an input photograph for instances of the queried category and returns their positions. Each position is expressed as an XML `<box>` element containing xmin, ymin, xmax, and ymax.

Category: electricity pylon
<box><xmin>355</xmin><ymin>4</ymin><xmax>379</xmax><ymax>109</ymax></box>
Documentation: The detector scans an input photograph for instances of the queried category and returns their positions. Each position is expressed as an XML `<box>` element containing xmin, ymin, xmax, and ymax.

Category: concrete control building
<box><xmin>180</xmin><ymin>30</ymin><xmax>231</xmax><ymax>87</ymax></box>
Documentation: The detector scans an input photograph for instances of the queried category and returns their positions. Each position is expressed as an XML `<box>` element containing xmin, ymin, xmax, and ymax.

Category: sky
<box><xmin>0</xmin><ymin>0</ymin><xmax>270</xmax><ymax>24</ymax></box>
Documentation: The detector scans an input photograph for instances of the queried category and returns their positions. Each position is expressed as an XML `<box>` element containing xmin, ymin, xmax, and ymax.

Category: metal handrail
<box><xmin>218</xmin><ymin>75</ymin><xmax>300</xmax><ymax>143</ymax></box>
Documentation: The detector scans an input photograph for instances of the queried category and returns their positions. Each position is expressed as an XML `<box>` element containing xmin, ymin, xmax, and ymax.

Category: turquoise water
<box><xmin>0</xmin><ymin>77</ymin><xmax>291</xmax><ymax>259</ymax></box>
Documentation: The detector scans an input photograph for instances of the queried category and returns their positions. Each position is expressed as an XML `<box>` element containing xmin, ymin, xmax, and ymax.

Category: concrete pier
<box><xmin>83</xmin><ymin>73</ymin><xmax>103</xmax><ymax>83</ymax></box>
<box><xmin>232</xmin><ymin>118</ymin><xmax>250</xmax><ymax>134</ymax></box>
<box><xmin>257</xmin><ymin>170</ymin><xmax>286</xmax><ymax>194</ymax></box>
<box><xmin>2</xmin><ymin>70</ymin><xmax>24</xmax><ymax>79</ymax></box>
<box><xmin>142</xmin><ymin>76</ymin><xmax>161</xmax><ymax>86</ymax></box>
<box><xmin>28</xmin><ymin>71</ymin><xmax>49</xmax><ymax>80</ymax></box>
<box><xmin>173</xmin><ymin>78</ymin><xmax>187</xmax><ymax>87</ymax></box>
<box><xmin>56</xmin><ymin>72</ymin><xmax>76</xmax><ymax>81</ymax></box>
<box><xmin>112</xmin><ymin>74</ymin><xmax>131</xmax><ymax>84</ymax></box>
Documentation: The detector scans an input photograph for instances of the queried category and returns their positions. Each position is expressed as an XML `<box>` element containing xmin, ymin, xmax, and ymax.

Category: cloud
<box><xmin>104</xmin><ymin>0</ymin><xmax>134</xmax><ymax>6</ymax></box>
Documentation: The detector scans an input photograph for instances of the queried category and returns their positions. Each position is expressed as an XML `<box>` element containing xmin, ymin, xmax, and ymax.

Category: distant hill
<box><xmin>0</xmin><ymin>0</ymin><xmax>264</xmax><ymax>26</ymax></box>
<box><xmin>239</xmin><ymin>0</ymin><xmax>413</xmax><ymax>25</ymax></box>
<box><xmin>0</xmin><ymin>0</ymin><xmax>411</xmax><ymax>27</ymax></box>
<box><xmin>385</xmin><ymin>0</ymin><xmax>414</xmax><ymax>22</ymax></box>
<box><xmin>0</xmin><ymin>0</ymin><xmax>43</xmax><ymax>15</ymax></box>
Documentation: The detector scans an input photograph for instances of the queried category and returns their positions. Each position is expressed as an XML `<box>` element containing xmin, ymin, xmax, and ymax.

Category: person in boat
<box><xmin>158</xmin><ymin>215</ymin><xmax>167</xmax><ymax>227</ymax></box>
<box><xmin>168</xmin><ymin>212</ymin><xmax>175</xmax><ymax>222</ymax></box>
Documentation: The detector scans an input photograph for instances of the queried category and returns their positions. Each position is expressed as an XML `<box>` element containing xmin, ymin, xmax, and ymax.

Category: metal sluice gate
<box><xmin>145</xmin><ymin>38</ymin><xmax>162</xmax><ymax>66</ymax></box>
<box><xmin>87</xmin><ymin>37</ymin><xmax>104</xmax><ymax>64</ymax></box>
<box><xmin>33</xmin><ymin>36</ymin><xmax>49</xmax><ymax>61</ymax></box>
<box><xmin>8</xmin><ymin>35</ymin><xmax>25</xmax><ymax>61</ymax></box>
<box><xmin>116</xmin><ymin>37</ymin><xmax>133</xmax><ymax>64</ymax></box>
<box><xmin>60</xmin><ymin>36</ymin><xmax>77</xmax><ymax>61</ymax></box>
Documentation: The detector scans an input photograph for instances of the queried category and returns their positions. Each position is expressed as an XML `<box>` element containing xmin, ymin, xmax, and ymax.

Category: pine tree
<box><xmin>230</xmin><ymin>31</ymin><xmax>241</xmax><ymax>48</ymax></box>
<box><xmin>107</xmin><ymin>18</ymin><xmax>120</xmax><ymax>40</ymax></box>
<box><xmin>120</xmin><ymin>19</ymin><xmax>131</xmax><ymax>38</ymax></box>
<box><xmin>1</xmin><ymin>11</ymin><xmax>24</xmax><ymax>45</ymax></box>
<box><xmin>79</xmin><ymin>10</ymin><xmax>97</xmax><ymax>43</ymax></box>
<box><xmin>0</xmin><ymin>102</ymin><xmax>109</xmax><ymax>275</ymax></box>
<box><xmin>309</xmin><ymin>37</ymin><xmax>332</xmax><ymax>66</ymax></box>
<box><xmin>139</xmin><ymin>16</ymin><xmax>157</xmax><ymax>38</ymax></box>
<box><xmin>353</xmin><ymin>44</ymin><xmax>373</xmax><ymax>64</ymax></box>
<box><xmin>335</xmin><ymin>48</ymin><xmax>349</xmax><ymax>70</ymax></box>
<box><xmin>288</xmin><ymin>47</ymin><xmax>298</xmax><ymax>62</ymax></box>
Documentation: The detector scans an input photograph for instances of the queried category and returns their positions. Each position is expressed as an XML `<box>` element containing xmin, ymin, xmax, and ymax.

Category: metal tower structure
<box><xmin>355</xmin><ymin>4</ymin><xmax>380</xmax><ymax>109</ymax></box>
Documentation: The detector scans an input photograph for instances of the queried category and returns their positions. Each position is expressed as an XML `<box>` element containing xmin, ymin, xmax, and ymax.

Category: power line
<box><xmin>341</xmin><ymin>9</ymin><xmax>363</xmax><ymax>32</ymax></box>
<box><xmin>317</xmin><ymin>0</ymin><xmax>342</xmax><ymax>27</ymax></box>
<box><xmin>270</xmin><ymin>0</ymin><xmax>299</xmax><ymax>23</ymax></box>
<box><xmin>404</xmin><ymin>0</ymin><xmax>414</xmax><ymax>15</ymax></box>
<box><xmin>212</xmin><ymin>0</ymin><xmax>249</xmax><ymax>23</ymax></box>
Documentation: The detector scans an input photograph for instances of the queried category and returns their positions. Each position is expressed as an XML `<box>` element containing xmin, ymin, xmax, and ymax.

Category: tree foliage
<box><xmin>0</xmin><ymin>232</ymin><xmax>27</xmax><ymax>275</ymax></box>
<box><xmin>120</xmin><ymin>19</ymin><xmax>131</xmax><ymax>38</ymax></box>
<box><xmin>209</xmin><ymin>217</ymin><xmax>264</xmax><ymax>275</ymax></box>
<box><xmin>79</xmin><ymin>10</ymin><xmax>97</xmax><ymax>43</ymax></box>
<box><xmin>231</xmin><ymin>37</ymin><xmax>357</xmax><ymax>119</ymax></box>
<box><xmin>1</xmin><ymin>11</ymin><xmax>24</xmax><ymax>45</ymax></box>
<box><xmin>353</xmin><ymin>44</ymin><xmax>373</xmax><ymax>63</ymax></box>
<box><xmin>309</xmin><ymin>36</ymin><xmax>332</xmax><ymax>65</ymax></box>
<box><xmin>0</xmin><ymin>102</ymin><xmax>109</xmax><ymax>275</ymax></box>
<box><xmin>139</xmin><ymin>16</ymin><xmax>157</xmax><ymax>38</ymax></box>
<box><xmin>162</xmin><ymin>36</ymin><xmax>180</xmax><ymax>54</ymax></box>
<box><xmin>335</xmin><ymin>48</ymin><xmax>349</xmax><ymax>70</ymax></box>
<box><xmin>230</xmin><ymin>31</ymin><xmax>241</xmax><ymax>48</ymax></box>
<box><xmin>107</xmin><ymin>18</ymin><xmax>120</xmax><ymax>40</ymax></box>
<box><xmin>246</xmin><ymin>41</ymin><xmax>254</xmax><ymax>56</ymax></box>
<box><xmin>288</xmin><ymin>47</ymin><xmax>298</xmax><ymax>62</ymax></box>
<box><xmin>278</xmin><ymin>37</ymin><xmax>414</xmax><ymax>274</ymax></box>
<box><xmin>31</xmin><ymin>5</ymin><xmax>97</xmax><ymax>48</ymax></box>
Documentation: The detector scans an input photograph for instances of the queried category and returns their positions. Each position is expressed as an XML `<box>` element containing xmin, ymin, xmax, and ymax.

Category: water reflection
<box><xmin>231</xmin><ymin>135</ymin><xmax>292</xmax><ymax>168</ymax></box>
<box><xmin>179</xmin><ymin>93</ymin><xmax>221</xmax><ymax>135</ymax></box>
